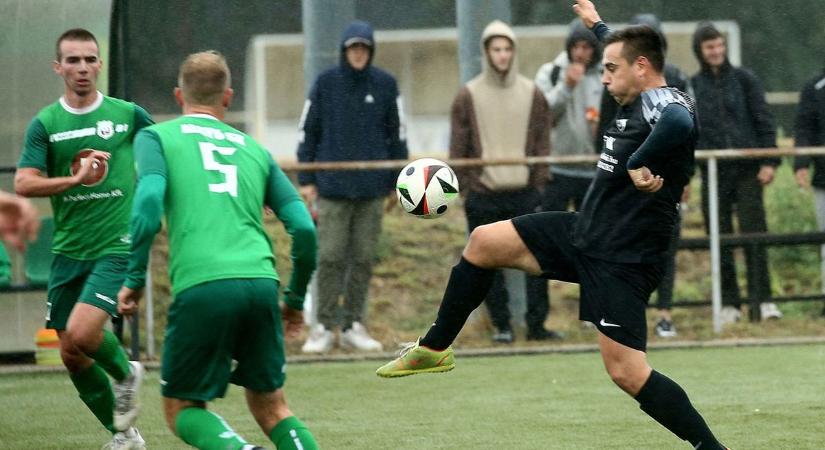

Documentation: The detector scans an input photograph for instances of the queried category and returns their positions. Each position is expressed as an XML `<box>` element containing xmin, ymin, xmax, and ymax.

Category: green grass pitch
<box><xmin>1</xmin><ymin>344</ymin><xmax>823</xmax><ymax>449</ymax></box>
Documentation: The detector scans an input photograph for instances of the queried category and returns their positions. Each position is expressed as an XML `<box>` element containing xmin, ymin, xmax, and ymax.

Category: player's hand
<box><xmin>0</xmin><ymin>192</ymin><xmax>40</xmax><ymax>251</ymax></box>
<box><xmin>572</xmin><ymin>0</ymin><xmax>602</xmax><ymax>29</ymax></box>
<box><xmin>795</xmin><ymin>167</ymin><xmax>811</xmax><ymax>189</ymax></box>
<box><xmin>280</xmin><ymin>303</ymin><xmax>304</xmax><ymax>339</ymax></box>
<box><xmin>565</xmin><ymin>62</ymin><xmax>586</xmax><ymax>88</ymax></box>
<box><xmin>627</xmin><ymin>166</ymin><xmax>664</xmax><ymax>193</ymax></box>
<box><xmin>117</xmin><ymin>285</ymin><xmax>144</xmax><ymax>317</ymax></box>
<box><xmin>73</xmin><ymin>150</ymin><xmax>111</xmax><ymax>185</ymax></box>
<box><xmin>299</xmin><ymin>184</ymin><xmax>318</xmax><ymax>205</ymax></box>
<box><xmin>757</xmin><ymin>165</ymin><xmax>776</xmax><ymax>185</ymax></box>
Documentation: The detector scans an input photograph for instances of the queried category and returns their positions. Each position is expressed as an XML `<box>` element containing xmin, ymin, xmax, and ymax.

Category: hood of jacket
<box><xmin>630</xmin><ymin>14</ymin><xmax>667</xmax><ymax>53</ymax></box>
<box><xmin>480</xmin><ymin>20</ymin><xmax>519</xmax><ymax>88</ymax></box>
<box><xmin>692</xmin><ymin>21</ymin><xmax>731</xmax><ymax>73</ymax></box>
<box><xmin>339</xmin><ymin>20</ymin><xmax>375</xmax><ymax>75</ymax></box>
<box><xmin>565</xmin><ymin>20</ymin><xmax>601</xmax><ymax>70</ymax></box>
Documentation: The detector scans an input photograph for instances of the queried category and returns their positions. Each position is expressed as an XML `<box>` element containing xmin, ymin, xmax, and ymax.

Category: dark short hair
<box><xmin>694</xmin><ymin>21</ymin><xmax>724</xmax><ymax>45</ymax></box>
<box><xmin>604</xmin><ymin>25</ymin><xmax>664</xmax><ymax>73</ymax></box>
<box><xmin>483</xmin><ymin>35</ymin><xmax>514</xmax><ymax>51</ymax></box>
<box><xmin>55</xmin><ymin>28</ymin><xmax>99</xmax><ymax>60</ymax></box>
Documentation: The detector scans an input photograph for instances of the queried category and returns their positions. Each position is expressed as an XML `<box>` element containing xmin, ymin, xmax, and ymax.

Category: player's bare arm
<box><xmin>15</xmin><ymin>150</ymin><xmax>111</xmax><ymax>197</ymax></box>
<box><xmin>572</xmin><ymin>0</ymin><xmax>602</xmax><ymax>29</ymax></box>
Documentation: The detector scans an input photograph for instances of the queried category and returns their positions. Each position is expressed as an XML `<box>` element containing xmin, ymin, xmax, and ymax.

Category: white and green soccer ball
<box><xmin>395</xmin><ymin>158</ymin><xmax>459</xmax><ymax>219</ymax></box>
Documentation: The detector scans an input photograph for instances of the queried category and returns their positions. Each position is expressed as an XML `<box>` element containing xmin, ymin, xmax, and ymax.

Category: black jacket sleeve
<box><xmin>740</xmin><ymin>69</ymin><xmax>779</xmax><ymax>165</ymax></box>
<box><xmin>793</xmin><ymin>79</ymin><xmax>819</xmax><ymax>170</ymax></box>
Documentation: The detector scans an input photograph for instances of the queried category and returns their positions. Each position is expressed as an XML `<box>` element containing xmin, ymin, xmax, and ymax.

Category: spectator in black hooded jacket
<box><xmin>690</xmin><ymin>21</ymin><xmax>782</xmax><ymax>324</ymax></box>
<box><xmin>793</xmin><ymin>67</ymin><xmax>825</xmax><ymax>313</ymax></box>
<box><xmin>793</xmin><ymin>67</ymin><xmax>825</xmax><ymax>200</ymax></box>
<box><xmin>297</xmin><ymin>20</ymin><xmax>408</xmax><ymax>354</ymax></box>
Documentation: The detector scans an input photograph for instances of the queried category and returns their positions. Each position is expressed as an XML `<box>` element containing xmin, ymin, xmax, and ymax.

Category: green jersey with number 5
<box><xmin>143</xmin><ymin>115</ymin><xmax>277</xmax><ymax>293</ymax></box>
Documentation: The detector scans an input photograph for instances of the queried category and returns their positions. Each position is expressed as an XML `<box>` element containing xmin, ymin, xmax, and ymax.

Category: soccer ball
<box><xmin>70</xmin><ymin>149</ymin><xmax>108</xmax><ymax>187</ymax></box>
<box><xmin>396</xmin><ymin>158</ymin><xmax>459</xmax><ymax>219</ymax></box>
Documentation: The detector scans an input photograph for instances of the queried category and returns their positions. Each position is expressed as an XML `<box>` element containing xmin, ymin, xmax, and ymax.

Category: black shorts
<box><xmin>511</xmin><ymin>212</ymin><xmax>664</xmax><ymax>351</ymax></box>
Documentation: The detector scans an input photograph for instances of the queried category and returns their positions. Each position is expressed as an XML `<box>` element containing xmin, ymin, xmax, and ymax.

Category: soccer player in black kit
<box><xmin>377</xmin><ymin>1</ymin><xmax>728</xmax><ymax>448</ymax></box>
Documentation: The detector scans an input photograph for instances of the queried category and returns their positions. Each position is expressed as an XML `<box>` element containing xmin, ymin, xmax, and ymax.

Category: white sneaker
<box><xmin>102</xmin><ymin>426</ymin><xmax>145</xmax><ymax>450</ymax></box>
<box><xmin>113</xmin><ymin>361</ymin><xmax>144</xmax><ymax>431</ymax></box>
<box><xmin>760</xmin><ymin>302</ymin><xmax>783</xmax><ymax>320</ymax></box>
<box><xmin>302</xmin><ymin>324</ymin><xmax>334</xmax><ymax>353</ymax></box>
<box><xmin>719</xmin><ymin>306</ymin><xmax>742</xmax><ymax>325</ymax></box>
<box><xmin>340</xmin><ymin>322</ymin><xmax>383</xmax><ymax>352</ymax></box>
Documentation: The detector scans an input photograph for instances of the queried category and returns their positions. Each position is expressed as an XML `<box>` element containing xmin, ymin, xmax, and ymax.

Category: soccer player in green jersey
<box><xmin>15</xmin><ymin>28</ymin><xmax>152</xmax><ymax>450</ymax></box>
<box><xmin>117</xmin><ymin>51</ymin><xmax>319</xmax><ymax>450</ymax></box>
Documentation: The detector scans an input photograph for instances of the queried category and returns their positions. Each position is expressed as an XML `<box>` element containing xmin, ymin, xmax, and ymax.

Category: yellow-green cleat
<box><xmin>376</xmin><ymin>338</ymin><xmax>455</xmax><ymax>378</ymax></box>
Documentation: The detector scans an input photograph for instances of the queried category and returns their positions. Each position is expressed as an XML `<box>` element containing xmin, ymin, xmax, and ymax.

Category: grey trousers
<box><xmin>316</xmin><ymin>197</ymin><xmax>384</xmax><ymax>330</ymax></box>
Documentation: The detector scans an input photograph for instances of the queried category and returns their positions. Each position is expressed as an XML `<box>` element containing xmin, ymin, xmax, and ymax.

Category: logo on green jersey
<box><xmin>96</xmin><ymin>120</ymin><xmax>114</xmax><ymax>139</ymax></box>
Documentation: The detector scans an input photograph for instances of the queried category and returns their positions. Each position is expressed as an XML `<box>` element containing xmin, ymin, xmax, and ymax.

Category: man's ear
<box><xmin>174</xmin><ymin>87</ymin><xmax>184</xmax><ymax>107</ymax></box>
<box><xmin>223</xmin><ymin>88</ymin><xmax>234</xmax><ymax>108</ymax></box>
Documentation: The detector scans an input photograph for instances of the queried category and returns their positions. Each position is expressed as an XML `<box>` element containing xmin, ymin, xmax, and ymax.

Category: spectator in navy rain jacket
<box><xmin>297</xmin><ymin>20</ymin><xmax>408</xmax><ymax>354</ymax></box>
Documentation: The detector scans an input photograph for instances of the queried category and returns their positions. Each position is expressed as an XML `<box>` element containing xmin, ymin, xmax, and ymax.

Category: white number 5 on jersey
<box><xmin>199</xmin><ymin>142</ymin><xmax>238</xmax><ymax>197</ymax></box>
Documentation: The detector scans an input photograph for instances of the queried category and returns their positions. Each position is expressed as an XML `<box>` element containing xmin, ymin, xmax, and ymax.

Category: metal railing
<box><xmin>1</xmin><ymin>145</ymin><xmax>823</xmax><ymax>357</ymax></box>
<box><xmin>281</xmin><ymin>146</ymin><xmax>825</xmax><ymax>334</ymax></box>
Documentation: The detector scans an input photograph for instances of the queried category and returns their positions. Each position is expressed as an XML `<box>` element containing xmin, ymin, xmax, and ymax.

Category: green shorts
<box><xmin>161</xmin><ymin>277</ymin><xmax>285</xmax><ymax>401</ymax></box>
<box><xmin>46</xmin><ymin>254</ymin><xmax>128</xmax><ymax>330</ymax></box>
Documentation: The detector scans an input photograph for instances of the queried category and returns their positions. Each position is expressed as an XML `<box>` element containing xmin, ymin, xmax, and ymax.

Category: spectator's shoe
<box><xmin>491</xmin><ymin>328</ymin><xmax>514</xmax><ymax>344</ymax></box>
<box><xmin>654</xmin><ymin>318</ymin><xmax>678</xmax><ymax>338</ymax></box>
<box><xmin>581</xmin><ymin>320</ymin><xmax>597</xmax><ymax>330</ymax></box>
<box><xmin>340</xmin><ymin>322</ymin><xmax>383</xmax><ymax>352</ymax></box>
<box><xmin>376</xmin><ymin>339</ymin><xmax>455</xmax><ymax>378</ymax></box>
<box><xmin>719</xmin><ymin>306</ymin><xmax>742</xmax><ymax>326</ymax></box>
<box><xmin>113</xmin><ymin>361</ymin><xmax>144</xmax><ymax>431</ymax></box>
<box><xmin>102</xmin><ymin>427</ymin><xmax>145</xmax><ymax>450</ymax></box>
<box><xmin>302</xmin><ymin>324</ymin><xmax>335</xmax><ymax>354</ymax></box>
<box><xmin>760</xmin><ymin>302</ymin><xmax>783</xmax><ymax>320</ymax></box>
<box><xmin>526</xmin><ymin>327</ymin><xmax>564</xmax><ymax>341</ymax></box>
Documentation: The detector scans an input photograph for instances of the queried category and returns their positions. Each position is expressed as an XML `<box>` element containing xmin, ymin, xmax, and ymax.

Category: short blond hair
<box><xmin>178</xmin><ymin>51</ymin><xmax>231</xmax><ymax>106</ymax></box>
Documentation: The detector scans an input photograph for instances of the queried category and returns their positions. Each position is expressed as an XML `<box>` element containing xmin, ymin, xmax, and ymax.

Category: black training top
<box><xmin>572</xmin><ymin>87</ymin><xmax>696</xmax><ymax>264</ymax></box>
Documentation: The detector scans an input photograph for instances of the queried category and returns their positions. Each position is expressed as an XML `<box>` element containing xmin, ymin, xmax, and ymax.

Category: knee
<box><xmin>465</xmin><ymin>225</ymin><xmax>496</xmax><ymax>264</ymax></box>
<box><xmin>605</xmin><ymin>364</ymin><xmax>647</xmax><ymax>395</ymax></box>
<box><xmin>64</xmin><ymin>326</ymin><xmax>100</xmax><ymax>354</ymax></box>
<box><xmin>59</xmin><ymin>342</ymin><xmax>87</xmax><ymax>373</ymax></box>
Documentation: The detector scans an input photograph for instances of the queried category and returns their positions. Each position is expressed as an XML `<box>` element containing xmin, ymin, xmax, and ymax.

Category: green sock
<box><xmin>176</xmin><ymin>407</ymin><xmax>249</xmax><ymax>450</ymax></box>
<box><xmin>70</xmin><ymin>363</ymin><xmax>115</xmax><ymax>433</ymax></box>
<box><xmin>89</xmin><ymin>329</ymin><xmax>130</xmax><ymax>381</ymax></box>
<box><xmin>269</xmin><ymin>416</ymin><xmax>318</xmax><ymax>450</ymax></box>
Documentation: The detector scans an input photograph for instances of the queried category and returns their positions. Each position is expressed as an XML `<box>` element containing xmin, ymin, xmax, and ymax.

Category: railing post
<box><xmin>708</xmin><ymin>156</ymin><xmax>722</xmax><ymax>334</ymax></box>
<box><xmin>145</xmin><ymin>256</ymin><xmax>155</xmax><ymax>359</ymax></box>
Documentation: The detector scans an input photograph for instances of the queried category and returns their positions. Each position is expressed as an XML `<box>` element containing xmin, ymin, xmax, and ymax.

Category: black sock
<box><xmin>635</xmin><ymin>371</ymin><xmax>725</xmax><ymax>449</ymax></box>
<box><xmin>420</xmin><ymin>257</ymin><xmax>495</xmax><ymax>350</ymax></box>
